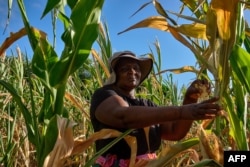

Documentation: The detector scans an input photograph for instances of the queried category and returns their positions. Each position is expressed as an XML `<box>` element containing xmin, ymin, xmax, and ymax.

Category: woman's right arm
<box><xmin>94</xmin><ymin>94</ymin><xmax>221</xmax><ymax>129</ymax></box>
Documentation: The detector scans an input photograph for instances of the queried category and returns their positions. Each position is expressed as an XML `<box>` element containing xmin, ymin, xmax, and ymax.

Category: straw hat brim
<box><xmin>104</xmin><ymin>51</ymin><xmax>153</xmax><ymax>85</ymax></box>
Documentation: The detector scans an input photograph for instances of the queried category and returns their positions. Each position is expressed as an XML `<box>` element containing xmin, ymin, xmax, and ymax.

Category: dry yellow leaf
<box><xmin>118</xmin><ymin>16</ymin><xmax>169</xmax><ymax>35</ymax></box>
<box><xmin>177</xmin><ymin>23</ymin><xmax>207</xmax><ymax>40</ymax></box>
<box><xmin>43</xmin><ymin>116</ymin><xmax>77</xmax><ymax>167</ymax></box>
<box><xmin>71</xmin><ymin>129</ymin><xmax>137</xmax><ymax>167</ymax></box>
<box><xmin>211</xmin><ymin>0</ymin><xmax>239</xmax><ymax>40</ymax></box>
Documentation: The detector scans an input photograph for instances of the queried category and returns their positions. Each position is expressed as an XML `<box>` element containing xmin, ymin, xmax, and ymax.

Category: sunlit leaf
<box><xmin>166</xmin><ymin>10</ymin><xmax>205</xmax><ymax>24</ymax></box>
<box><xmin>72</xmin><ymin>129</ymin><xmax>137</xmax><ymax>167</ymax></box>
<box><xmin>168</xmin><ymin>26</ymin><xmax>199</xmax><ymax>56</ymax></box>
<box><xmin>230</xmin><ymin>45</ymin><xmax>250</xmax><ymax>93</ymax></box>
<box><xmin>146</xmin><ymin>138</ymin><xmax>199</xmax><ymax>166</ymax></box>
<box><xmin>41</xmin><ymin>0</ymin><xmax>61</xmax><ymax>19</ymax></box>
<box><xmin>129</xmin><ymin>1</ymin><xmax>151</xmax><ymax>18</ymax></box>
<box><xmin>64</xmin><ymin>92</ymin><xmax>90</xmax><ymax>120</ymax></box>
<box><xmin>153</xmin><ymin>0</ymin><xmax>177</xmax><ymax>25</ymax></box>
<box><xmin>182</xmin><ymin>0</ymin><xmax>204</xmax><ymax>18</ymax></box>
<box><xmin>176</xmin><ymin>23</ymin><xmax>207</xmax><ymax>40</ymax></box>
<box><xmin>156</xmin><ymin>66</ymin><xmax>199</xmax><ymax>75</ymax></box>
<box><xmin>58</xmin><ymin>11</ymin><xmax>71</xmax><ymax>29</ymax></box>
<box><xmin>199</xmin><ymin>126</ymin><xmax>224</xmax><ymax>164</ymax></box>
<box><xmin>118</xmin><ymin>16</ymin><xmax>169</xmax><ymax>35</ymax></box>
<box><xmin>43</xmin><ymin>115</ymin><xmax>77</xmax><ymax>167</ymax></box>
<box><xmin>17</xmin><ymin>0</ymin><xmax>41</xmax><ymax>51</ymax></box>
<box><xmin>223</xmin><ymin>91</ymin><xmax>248</xmax><ymax>150</ymax></box>
<box><xmin>0</xmin><ymin>28</ymin><xmax>26</xmax><ymax>57</ymax></box>
<box><xmin>32</xmin><ymin>38</ymin><xmax>58</xmax><ymax>84</ymax></box>
<box><xmin>49</xmin><ymin>0</ymin><xmax>104</xmax><ymax>87</ymax></box>
<box><xmin>210</xmin><ymin>0</ymin><xmax>239</xmax><ymax>40</ymax></box>
<box><xmin>91</xmin><ymin>49</ymin><xmax>110</xmax><ymax>78</ymax></box>
<box><xmin>206</xmin><ymin>6</ymin><xmax>218</xmax><ymax>49</ymax></box>
<box><xmin>3</xmin><ymin>0</ymin><xmax>13</xmax><ymax>33</ymax></box>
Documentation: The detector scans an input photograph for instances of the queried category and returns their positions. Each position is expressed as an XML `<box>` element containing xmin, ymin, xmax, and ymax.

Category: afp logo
<box><xmin>224</xmin><ymin>151</ymin><xmax>250</xmax><ymax>167</ymax></box>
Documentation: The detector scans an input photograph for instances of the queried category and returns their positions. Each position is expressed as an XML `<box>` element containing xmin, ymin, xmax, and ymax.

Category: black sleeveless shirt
<box><xmin>90</xmin><ymin>85</ymin><xmax>161</xmax><ymax>159</ymax></box>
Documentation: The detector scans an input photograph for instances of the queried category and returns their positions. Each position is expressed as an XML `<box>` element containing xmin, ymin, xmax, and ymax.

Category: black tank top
<box><xmin>90</xmin><ymin>85</ymin><xmax>161</xmax><ymax>159</ymax></box>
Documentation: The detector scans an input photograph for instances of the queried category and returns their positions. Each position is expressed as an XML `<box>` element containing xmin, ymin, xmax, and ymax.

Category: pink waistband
<box><xmin>95</xmin><ymin>153</ymin><xmax>157</xmax><ymax>167</ymax></box>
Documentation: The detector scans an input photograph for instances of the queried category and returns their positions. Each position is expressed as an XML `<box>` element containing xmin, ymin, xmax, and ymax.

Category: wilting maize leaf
<box><xmin>43</xmin><ymin>115</ymin><xmax>77</xmax><ymax>167</ymax></box>
<box><xmin>211</xmin><ymin>0</ymin><xmax>239</xmax><ymax>40</ymax></box>
<box><xmin>72</xmin><ymin>129</ymin><xmax>137</xmax><ymax>167</ymax></box>
<box><xmin>118</xmin><ymin>16</ymin><xmax>169</xmax><ymax>35</ymax></box>
<box><xmin>199</xmin><ymin>126</ymin><xmax>224</xmax><ymax>165</ymax></box>
<box><xmin>146</xmin><ymin>138</ymin><xmax>199</xmax><ymax>166</ymax></box>
<box><xmin>176</xmin><ymin>23</ymin><xmax>207</xmax><ymax>40</ymax></box>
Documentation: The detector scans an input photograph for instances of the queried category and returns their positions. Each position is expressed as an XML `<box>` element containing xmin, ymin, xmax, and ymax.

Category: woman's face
<box><xmin>115</xmin><ymin>58</ymin><xmax>141</xmax><ymax>90</ymax></box>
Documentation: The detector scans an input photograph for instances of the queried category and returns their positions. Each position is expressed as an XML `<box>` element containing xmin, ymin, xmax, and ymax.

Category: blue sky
<box><xmin>0</xmin><ymin>0</ymin><xmax>249</xmax><ymax>87</ymax></box>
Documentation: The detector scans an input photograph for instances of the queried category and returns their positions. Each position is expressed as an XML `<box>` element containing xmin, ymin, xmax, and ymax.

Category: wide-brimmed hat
<box><xmin>104</xmin><ymin>51</ymin><xmax>153</xmax><ymax>85</ymax></box>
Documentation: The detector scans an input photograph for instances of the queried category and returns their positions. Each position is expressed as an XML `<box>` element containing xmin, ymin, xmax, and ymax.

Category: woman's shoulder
<box><xmin>93</xmin><ymin>85</ymin><xmax>115</xmax><ymax>95</ymax></box>
<box><xmin>91</xmin><ymin>84</ymin><xmax>118</xmax><ymax>103</ymax></box>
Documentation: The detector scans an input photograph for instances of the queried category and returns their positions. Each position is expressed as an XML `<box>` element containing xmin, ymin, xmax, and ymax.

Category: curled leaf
<box><xmin>43</xmin><ymin>115</ymin><xmax>77</xmax><ymax>167</ymax></box>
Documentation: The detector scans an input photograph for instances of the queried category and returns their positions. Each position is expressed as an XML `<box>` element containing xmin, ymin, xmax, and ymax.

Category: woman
<box><xmin>90</xmin><ymin>51</ymin><xmax>221</xmax><ymax>167</ymax></box>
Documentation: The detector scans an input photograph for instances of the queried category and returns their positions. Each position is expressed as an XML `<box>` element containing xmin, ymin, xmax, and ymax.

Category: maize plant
<box><xmin>0</xmin><ymin>0</ymin><xmax>104</xmax><ymax>166</ymax></box>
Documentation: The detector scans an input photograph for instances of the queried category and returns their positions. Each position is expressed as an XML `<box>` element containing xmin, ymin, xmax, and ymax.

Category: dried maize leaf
<box><xmin>72</xmin><ymin>129</ymin><xmax>137</xmax><ymax>167</ymax></box>
<box><xmin>118</xmin><ymin>16</ymin><xmax>169</xmax><ymax>35</ymax></box>
<box><xmin>199</xmin><ymin>126</ymin><xmax>224</xmax><ymax>165</ymax></box>
<box><xmin>43</xmin><ymin>116</ymin><xmax>77</xmax><ymax>167</ymax></box>
<box><xmin>176</xmin><ymin>23</ymin><xmax>207</xmax><ymax>40</ymax></box>
<box><xmin>211</xmin><ymin>0</ymin><xmax>239</xmax><ymax>40</ymax></box>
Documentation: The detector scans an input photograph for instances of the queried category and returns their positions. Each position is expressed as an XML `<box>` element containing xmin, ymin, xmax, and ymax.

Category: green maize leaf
<box><xmin>85</xmin><ymin>129</ymin><xmax>134</xmax><ymax>167</ymax></box>
<box><xmin>233</xmin><ymin>75</ymin><xmax>246</xmax><ymax>121</ymax></box>
<box><xmin>182</xmin><ymin>0</ymin><xmax>204</xmax><ymax>18</ymax></box>
<box><xmin>70</xmin><ymin>0</ymin><xmax>104</xmax><ymax>71</ymax></box>
<box><xmin>17</xmin><ymin>0</ymin><xmax>40</xmax><ymax>51</ymax></box>
<box><xmin>71</xmin><ymin>0</ymin><xmax>103</xmax><ymax>48</ymax></box>
<box><xmin>40</xmin><ymin>115</ymin><xmax>59</xmax><ymax>167</ymax></box>
<box><xmin>7</xmin><ymin>0</ymin><xmax>13</xmax><ymax>33</ymax></box>
<box><xmin>67</xmin><ymin>0</ymin><xmax>78</xmax><ymax>10</ymax></box>
<box><xmin>235</xmin><ymin>4</ymin><xmax>245</xmax><ymax>45</ymax></box>
<box><xmin>147</xmin><ymin>137</ymin><xmax>200</xmax><ymax>167</ymax></box>
<box><xmin>49</xmin><ymin>0</ymin><xmax>104</xmax><ymax>87</ymax></box>
<box><xmin>49</xmin><ymin>54</ymin><xmax>74</xmax><ymax>87</ymax></box>
<box><xmin>223</xmin><ymin>91</ymin><xmax>248</xmax><ymax>150</ymax></box>
<box><xmin>41</xmin><ymin>0</ymin><xmax>61</xmax><ymax>19</ymax></box>
<box><xmin>58</xmin><ymin>11</ymin><xmax>71</xmax><ymax>29</ymax></box>
<box><xmin>38</xmin><ymin>92</ymin><xmax>54</xmax><ymax>123</ymax></box>
<box><xmin>32</xmin><ymin>38</ymin><xmax>58</xmax><ymax>85</ymax></box>
<box><xmin>61</xmin><ymin>26</ymin><xmax>74</xmax><ymax>49</ymax></box>
<box><xmin>230</xmin><ymin>45</ymin><xmax>250</xmax><ymax>93</ymax></box>
<box><xmin>0</xmin><ymin>80</ymin><xmax>36</xmax><ymax>145</ymax></box>
<box><xmin>192</xmin><ymin>159</ymin><xmax>223</xmax><ymax>167</ymax></box>
<box><xmin>244</xmin><ymin>36</ymin><xmax>250</xmax><ymax>53</ymax></box>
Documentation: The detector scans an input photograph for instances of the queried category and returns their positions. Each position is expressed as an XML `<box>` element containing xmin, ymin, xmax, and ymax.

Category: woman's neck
<box><xmin>112</xmin><ymin>85</ymin><xmax>136</xmax><ymax>99</ymax></box>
